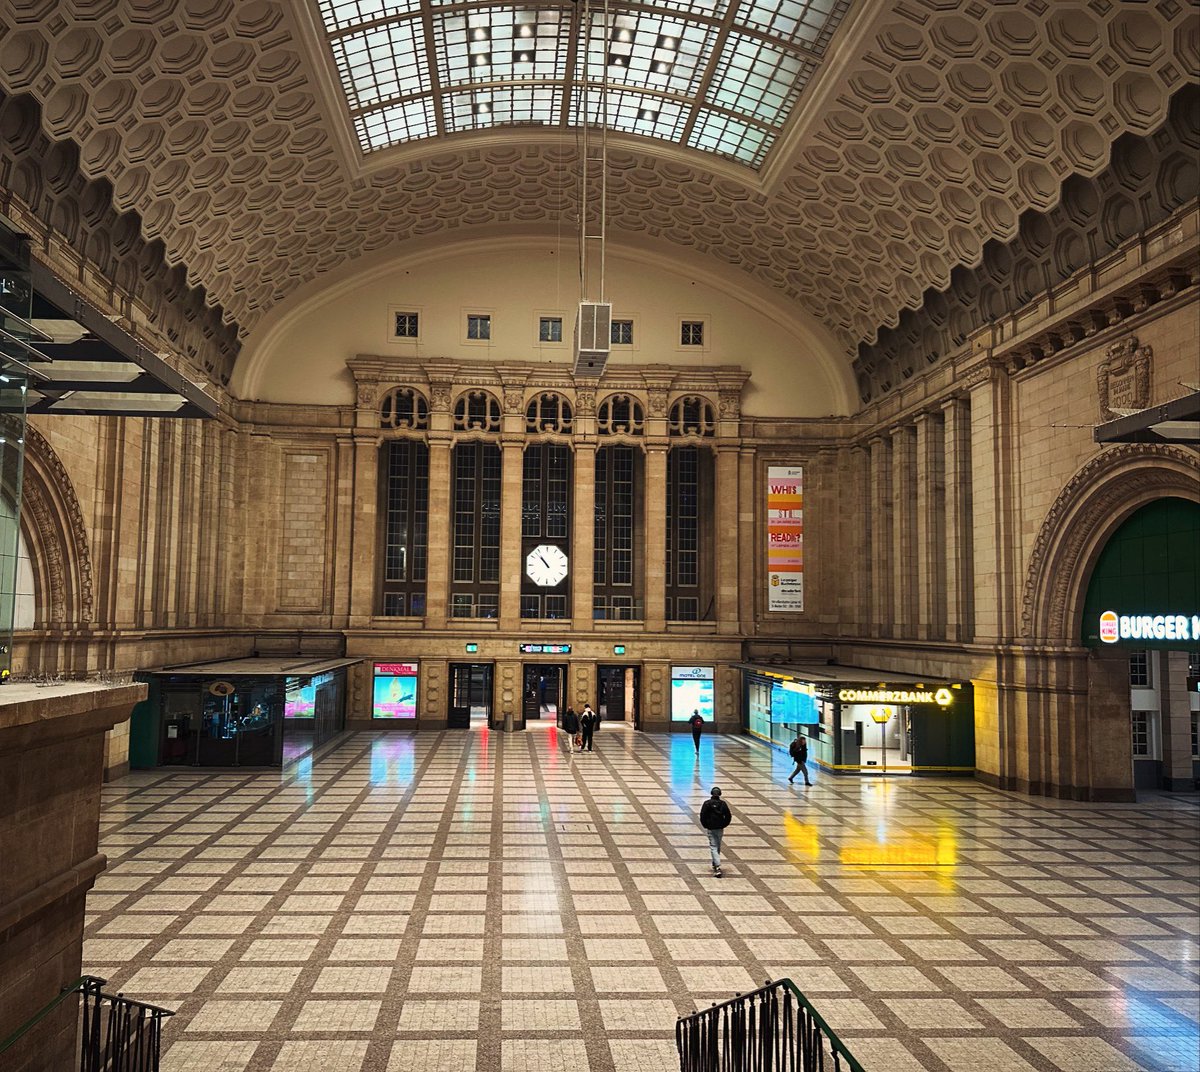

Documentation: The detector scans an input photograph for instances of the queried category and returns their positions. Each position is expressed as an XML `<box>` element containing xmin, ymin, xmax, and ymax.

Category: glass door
<box><xmin>449</xmin><ymin>663</ymin><xmax>493</xmax><ymax>728</ymax></box>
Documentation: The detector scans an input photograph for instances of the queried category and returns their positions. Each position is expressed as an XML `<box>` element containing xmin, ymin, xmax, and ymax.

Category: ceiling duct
<box><xmin>573</xmin><ymin>301</ymin><xmax>611</xmax><ymax>379</ymax></box>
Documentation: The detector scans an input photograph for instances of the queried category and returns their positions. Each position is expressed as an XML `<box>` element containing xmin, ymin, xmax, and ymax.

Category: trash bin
<box><xmin>504</xmin><ymin>709</ymin><xmax>514</xmax><ymax>733</ymax></box>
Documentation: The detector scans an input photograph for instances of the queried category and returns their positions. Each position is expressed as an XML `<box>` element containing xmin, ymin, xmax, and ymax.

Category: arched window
<box><xmin>453</xmin><ymin>390</ymin><xmax>502</xmax><ymax>433</ymax></box>
<box><xmin>598</xmin><ymin>394</ymin><xmax>644</xmax><ymax>436</ymax></box>
<box><xmin>379</xmin><ymin>387</ymin><xmax>429</xmax><ymax>430</ymax></box>
<box><xmin>668</xmin><ymin>395</ymin><xmax>716</xmax><ymax>437</ymax></box>
<box><xmin>525</xmin><ymin>392</ymin><xmax>573</xmax><ymax>434</ymax></box>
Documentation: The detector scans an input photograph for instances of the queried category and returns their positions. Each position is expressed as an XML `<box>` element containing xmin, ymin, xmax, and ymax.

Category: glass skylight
<box><xmin>315</xmin><ymin>0</ymin><xmax>853</xmax><ymax>168</ymax></box>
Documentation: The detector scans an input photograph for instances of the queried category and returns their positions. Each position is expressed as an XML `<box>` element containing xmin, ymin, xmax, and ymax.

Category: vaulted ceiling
<box><xmin>0</xmin><ymin>0</ymin><xmax>1195</xmax><ymax>366</ymax></box>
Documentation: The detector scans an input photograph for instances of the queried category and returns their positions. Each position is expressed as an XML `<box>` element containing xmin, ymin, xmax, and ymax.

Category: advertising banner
<box><xmin>767</xmin><ymin>465</ymin><xmax>804</xmax><ymax>612</ymax></box>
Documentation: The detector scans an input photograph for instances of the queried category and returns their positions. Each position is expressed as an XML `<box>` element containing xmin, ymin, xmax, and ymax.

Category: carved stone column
<box><xmin>348</xmin><ymin>432</ymin><xmax>379</xmax><ymax>628</ymax></box>
<box><xmin>914</xmin><ymin>411</ymin><xmax>945</xmax><ymax>641</ymax></box>
<box><xmin>737</xmin><ymin>448</ymin><xmax>756</xmax><ymax>630</ymax></box>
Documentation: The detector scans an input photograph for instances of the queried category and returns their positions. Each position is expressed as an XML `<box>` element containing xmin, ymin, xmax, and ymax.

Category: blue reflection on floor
<box><xmin>369</xmin><ymin>737</ymin><xmax>415</xmax><ymax>785</ymax></box>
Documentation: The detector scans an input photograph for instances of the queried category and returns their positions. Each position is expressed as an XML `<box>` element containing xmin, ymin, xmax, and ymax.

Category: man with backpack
<box><xmin>689</xmin><ymin>709</ymin><xmax>705</xmax><ymax>753</ymax></box>
<box><xmin>699</xmin><ymin>787</ymin><xmax>732</xmax><ymax>877</ymax></box>
<box><xmin>788</xmin><ymin>731</ymin><xmax>812</xmax><ymax>785</ymax></box>
<box><xmin>579</xmin><ymin>703</ymin><xmax>596</xmax><ymax>752</ymax></box>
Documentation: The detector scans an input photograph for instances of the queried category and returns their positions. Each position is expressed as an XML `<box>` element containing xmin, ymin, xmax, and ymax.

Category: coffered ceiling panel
<box><xmin>0</xmin><ymin>0</ymin><xmax>1194</xmax><ymax>366</ymax></box>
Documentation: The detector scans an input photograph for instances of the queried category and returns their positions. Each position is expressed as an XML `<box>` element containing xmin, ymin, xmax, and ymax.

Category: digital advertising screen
<box><xmin>373</xmin><ymin>662</ymin><xmax>418</xmax><ymax>719</ymax></box>
<box><xmin>671</xmin><ymin>666</ymin><xmax>714</xmax><ymax>722</ymax></box>
<box><xmin>284</xmin><ymin>681</ymin><xmax>316</xmax><ymax>719</ymax></box>
<box><xmin>770</xmin><ymin>681</ymin><xmax>820</xmax><ymax>724</ymax></box>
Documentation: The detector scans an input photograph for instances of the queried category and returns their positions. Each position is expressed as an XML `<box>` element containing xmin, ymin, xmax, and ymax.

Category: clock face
<box><xmin>526</xmin><ymin>544</ymin><xmax>569</xmax><ymax>587</ymax></box>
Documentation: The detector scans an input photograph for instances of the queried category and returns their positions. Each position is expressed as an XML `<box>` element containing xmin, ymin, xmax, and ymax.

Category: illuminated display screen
<box><xmin>518</xmin><ymin>643</ymin><xmax>571</xmax><ymax>654</ymax></box>
<box><xmin>373</xmin><ymin>662</ymin><xmax>418</xmax><ymax>719</ymax></box>
<box><xmin>671</xmin><ymin>666</ymin><xmax>714</xmax><ymax>722</ymax></box>
<box><xmin>284</xmin><ymin>672</ymin><xmax>334</xmax><ymax>719</ymax></box>
<box><xmin>771</xmin><ymin>682</ymin><xmax>819</xmax><ymax>724</ymax></box>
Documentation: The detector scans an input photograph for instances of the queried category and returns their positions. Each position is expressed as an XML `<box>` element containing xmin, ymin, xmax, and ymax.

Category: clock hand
<box><xmin>539</xmin><ymin>553</ymin><xmax>551</xmax><ymax>569</ymax></box>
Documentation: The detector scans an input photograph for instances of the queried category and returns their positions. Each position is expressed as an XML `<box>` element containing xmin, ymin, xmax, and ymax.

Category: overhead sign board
<box><xmin>1099</xmin><ymin>611</ymin><xmax>1200</xmax><ymax>645</ymax></box>
<box><xmin>838</xmin><ymin>687</ymin><xmax>956</xmax><ymax>707</ymax></box>
<box><xmin>519</xmin><ymin>643</ymin><xmax>571</xmax><ymax>654</ymax></box>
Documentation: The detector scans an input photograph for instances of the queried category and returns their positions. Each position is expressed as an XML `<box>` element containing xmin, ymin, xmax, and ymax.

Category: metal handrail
<box><xmin>0</xmin><ymin>975</ymin><xmax>174</xmax><ymax>1070</ymax></box>
<box><xmin>676</xmin><ymin>977</ymin><xmax>866</xmax><ymax>1072</ymax></box>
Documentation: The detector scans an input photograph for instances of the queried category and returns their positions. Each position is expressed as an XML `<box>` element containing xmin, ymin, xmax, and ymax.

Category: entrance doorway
<box><xmin>523</xmin><ymin>664</ymin><xmax>566</xmax><ymax>722</ymax></box>
<box><xmin>449</xmin><ymin>663</ymin><xmax>493</xmax><ymax>728</ymax></box>
<box><xmin>599</xmin><ymin>665</ymin><xmax>640</xmax><ymax>725</ymax></box>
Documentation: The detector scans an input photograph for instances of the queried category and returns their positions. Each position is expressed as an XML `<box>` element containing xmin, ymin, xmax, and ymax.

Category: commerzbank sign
<box><xmin>1099</xmin><ymin>611</ymin><xmax>1200</xmax><ymax>644</ymax></box>
<box><xmin>838</xmin><ymin>687</ymin><xmax>955</xmax><ymax>707</ymax></box>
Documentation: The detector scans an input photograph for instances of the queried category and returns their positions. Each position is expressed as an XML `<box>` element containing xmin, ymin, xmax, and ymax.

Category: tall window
<box><xmin>378</xmin><ymin>440</ymin><xmax>429</xmax><ymax>617</ymax></box>
<box><xmin>594</xmin><ymin>445</ymin><xmax>643</xmax><ymax>620</ymax></box>
<box><xmin>1131</xmin><ymin>710</ymin><xmax>1153</xmax><ymax>758</ymax></box>
<box><xmin>1129</xmin><ymin>651</ymin><xmax>1150</xmax><ymax>687</ymax></box>
<box><xmin>451</xmin><ymin>441</ymin><xmax>501</xmax><ymax>618</ymax></box>
<box><xmin>520</xmin><ymin>444</ymin><xmax>571</xmax><ymax>619</ymax></box>
<box><xmin>666</xmin><ymin>446</ymin><xmax>714</xmax><ymax>620</ymax></box>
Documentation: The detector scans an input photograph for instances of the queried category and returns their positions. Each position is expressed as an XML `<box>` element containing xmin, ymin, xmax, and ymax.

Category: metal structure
<box><xmin>676</xmin><ymin>977</ymin><xmax>866</xmax><ymax>1072</ymax></box>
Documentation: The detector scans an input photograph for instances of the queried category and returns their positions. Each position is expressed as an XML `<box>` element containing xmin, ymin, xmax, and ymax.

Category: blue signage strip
<box><xmin>519</xmin><ymin>643</ymin><xmax>571</xmax><ymax>654</ymax></box>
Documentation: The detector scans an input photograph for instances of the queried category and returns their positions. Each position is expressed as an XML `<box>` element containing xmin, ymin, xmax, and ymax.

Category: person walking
<box><xmin>788</xmin><ymin>731</ymin><xmax>812</xmax><ymax>785</ymax></box>
<box><xmin>689</xmin><ymin>709</ymin><xmax>705</xmax><ymax>752</ymax></box>
<box><xmin>699</xmin><ymin>786</ymin><xmax>732</xmax><ymax>877</ymax></box>
<box><xmin>563</xmin><ymin>706</ymin><xmax>580</xmax><ymax>751</ymax></box>
<box><xmin>580</xmin><ymin>705</ymin><xmax>596</xmax><ymax>752</ymax></box>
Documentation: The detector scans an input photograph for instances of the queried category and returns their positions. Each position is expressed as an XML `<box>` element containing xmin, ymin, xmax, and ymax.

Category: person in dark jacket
<box><xmin>699</xmin><ymin>787</ymin><xmax>732</xmax><ymax>876</ymax></box>
<box><xmin>580</xmin><ymin>705</ymin><xmax>596</xmax><ymax>752</ymax></box>
<box><xmin>689</xmin><ymin>709</ymin><xmax>705</xmax><ymax>752</ymax></box>
<box><xmin>563</xmin><ymin>706</ymin><xmax>579</xmax><ymax>749</ymax></box>
<box><xmin>788</xmin><ymin>731</ymin><xmax>811</xmax><ymax>785</ymax></box>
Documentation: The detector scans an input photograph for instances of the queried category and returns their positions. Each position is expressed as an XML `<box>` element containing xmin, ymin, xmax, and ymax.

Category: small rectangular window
<box><xmin>611</xmin><ymin>319</ymin><xmax>633</xmax><ymax>345</ymax></box>
<box><xmin>1129</xmin><ymin>651</ymin><xmax>1150</xmax><ymax>688</ymax></box>
<box><xmin>545</xmin><ymin>594</ymin><xmax>567</xmax><ymax>619</ymax></box>
<box><xmin>383</xmin><ymin>592</ymin><xmax>405</xmax><ymax>617</ymax></box>
<box><xmin>1189</xmin><ymin>651</ymin><xmax>1200</xmax><ymax>676</ymax></box>
<box><xmin>1192</xmin><ymin>711</ymin><xmax>1199</xmax><ymax>759</ymax></box>
<box><xmin>467</xmin><ymin>314</ymin><xmax>491</xmax><ymax>340</ymax></box>
<box><xmin>1131</xmin><ymin>710</ymin><xmax>1151</xmax><ymax>757</ymax></box>
<box><xmin>394</xmin><ymin>312</ymin><xmax>419</xmax><ymax>338</ymax></box>
<box><xmin>521</xmin><ymin>594</ymin><xmax>541</xmax><ymax>619</ymax></box>
<box><xmin>539</xmin><ymin>317</ymin><xmax>562</xmax><ymax>343</ymax></box>
<box><xmin>681</xmin><ymin>320</ymin><xmax>704</xmax><ymax>346</ymax></box>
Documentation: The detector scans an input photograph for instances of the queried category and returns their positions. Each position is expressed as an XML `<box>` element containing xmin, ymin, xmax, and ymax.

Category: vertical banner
<box><xmin>767</xmin><ymin>465</ymin><xmax>804</xmax><ymax>611</ymax></box>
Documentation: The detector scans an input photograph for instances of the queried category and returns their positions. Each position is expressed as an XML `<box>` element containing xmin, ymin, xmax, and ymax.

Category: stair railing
<box><xmin>0</xmin><ymin>975</ymin><xmax>174</xmax><ymax>1071</ymax></box>
<box><xmin>676</xmin><ymin>977</ymin><xmax>865</xmax><ymax>1072</ymax></box>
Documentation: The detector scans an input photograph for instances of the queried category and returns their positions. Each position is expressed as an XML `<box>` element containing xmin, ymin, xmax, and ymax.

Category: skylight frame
<box><xmin>315</xmin><ymin>0</ymin><xmax>853</xmax><ymax>168</ymax></box>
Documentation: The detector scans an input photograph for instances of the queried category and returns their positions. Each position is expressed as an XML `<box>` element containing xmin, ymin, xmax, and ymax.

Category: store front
<box><xmin>740</xmin><ymin>663</ymin><xmax>974</xmax><ymax>777</ymax></box>
<box><xmin>133</xmin><ymin>657</ymin><xmax>357</xmax><ymax>768</ymax></box>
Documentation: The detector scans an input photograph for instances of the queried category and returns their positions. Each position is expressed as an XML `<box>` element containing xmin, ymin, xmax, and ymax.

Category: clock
<box><xmin>526</xmin><ymin>544</ymin><xmax>569</xmax><ymax>587</ymax></box>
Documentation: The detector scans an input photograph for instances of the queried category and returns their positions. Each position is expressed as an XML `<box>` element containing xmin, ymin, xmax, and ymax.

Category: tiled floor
<box><xmin>85</xmin><ymin>725</ymin><xmax>1200</xmax><ymax>1072</ymax></box>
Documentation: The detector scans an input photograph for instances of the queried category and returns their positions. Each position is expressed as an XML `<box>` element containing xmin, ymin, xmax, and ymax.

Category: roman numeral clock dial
<box><xmin>525</xmin><ymin>544</ymin><xmax>569</xmax><ymax>587</ymax></box>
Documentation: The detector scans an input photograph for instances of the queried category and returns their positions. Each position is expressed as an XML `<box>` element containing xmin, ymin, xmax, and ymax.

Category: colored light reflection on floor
<box><xmin>781</xmin><ymin>811</ymin><xmax>821</xmax><ymax>860</ymax></box>
<box><xmin>839</xmin><ymin>829</ymin><xmax>958</xmax><ymax>870</ymax></box>
<box><xmin>368</xmin><ymin>738</ymin><xmax>414</xmax><ymax>785</ymax></box>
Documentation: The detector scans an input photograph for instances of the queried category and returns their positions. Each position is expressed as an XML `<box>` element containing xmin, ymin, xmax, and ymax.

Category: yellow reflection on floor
<box><xmin>839</xmin><ymin>828</ymin><xmax>957</xmax><ymax>876</ymax></box>
<box><xmin>781</xmin><ymin>810</ymin><xmax>821</xmax><ymax>861</ymax></box>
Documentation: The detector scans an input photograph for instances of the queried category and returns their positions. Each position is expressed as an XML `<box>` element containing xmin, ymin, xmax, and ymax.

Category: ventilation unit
<box><xmin>574</xmin><ymin>301</ymin><xmax>611</xmax><ymax>378</ymax></box>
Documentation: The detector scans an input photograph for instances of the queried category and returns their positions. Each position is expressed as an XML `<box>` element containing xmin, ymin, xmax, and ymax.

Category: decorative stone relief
<box><xmin>1096</xmin><ymin>337</ymin><xmax>1152</xmax><ymax>421</ymax></box>
<box><xmin>1021</xmin><ymin>444</ymin><xmax>1200</xmax><ymax>641</ymax></box>
<box><xmin>647</xmin><ymin>390</ymin><xmax>668</xmax><ymax>417</ymax></box>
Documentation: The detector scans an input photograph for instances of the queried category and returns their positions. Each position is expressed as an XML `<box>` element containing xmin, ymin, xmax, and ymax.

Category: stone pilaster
<box><xmin>572</xmin><ymin>441</ymin><xmax>596</xmax><ymax>631</ymax></box>
<box><xmin>891</xmin><ymin>424</ymin><xmax>916</xmax><ymax>638</ymax></box>
<box><xmin>968</xmin><ymin>364</ymin><xmax>1013</xmax><ymax>643</ymax></box>
<box><xmin>867</xmin><ymin>435</ymin><xmax>891</xmax><ymax>638</ymax></box>
<box><xmin>942</xmin><ymin>396</ymin><xmax>973</xmax><ymax>642</ymax></box>
<box><xmin>644</xmin><ymin>444</ymin><xmax>668</xmax><ymax>631</ymax></box>
<box><xmin>499</xmin><ymin>439</ymin><xmax>524</xmax><ymax>629</ymax></box>
<box><xmin>424</xmin><ymin>436</ymin><xmax>452</xmax><ymax>629</ymax></box>
<box><xmin>715</xmin><ymin>445</ymin><xmax>740</xmax><ymax>633</ymax></box>
<box><xmin>348</xmin><ymin>433</ymin><xmax>379</xmax><ymax>627</ymax></box>
<box><xmin>914</xmin><ymin>412</ymin><xmax>944</xmax><ymax>640</ymax></box>
<box><xmin>737</xmin><ymin>448</ymin><xmax>756</xmax><ymax>630</ymax></box>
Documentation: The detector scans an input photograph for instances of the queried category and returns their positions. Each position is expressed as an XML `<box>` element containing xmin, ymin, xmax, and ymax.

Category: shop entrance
<box><xmin>844</xmin><ymin>705</ymin><xmax>912</xmax><ymax>774</ymax></box>
<box><xmin>449</xmin><ymin>663</ymin><xmax>493</xmax><ymax>728</ymax></box>
<box><xmin>523</xmin><ymin>664</ymin><xmax>566</xmax><ymax>721</ymax></box>
<box><xmin>598</xmin><ymin>665</ymin><xmax>640</xmax><ymax>724</ymax></box>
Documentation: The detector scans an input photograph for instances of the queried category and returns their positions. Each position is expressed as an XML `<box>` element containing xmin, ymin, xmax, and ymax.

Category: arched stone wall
<box><xmin>1021</xmin><ymin>444</ymin><xmax>1200</xmax><ymax>646</ymax></box>
<box><xmin>13</xmin><ymin>422</ymin><xmax>94</xmax><ymax>630</ymax></box>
